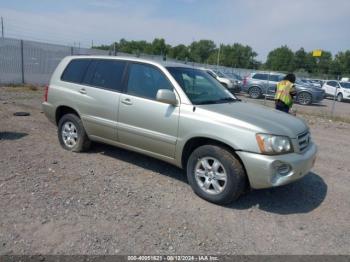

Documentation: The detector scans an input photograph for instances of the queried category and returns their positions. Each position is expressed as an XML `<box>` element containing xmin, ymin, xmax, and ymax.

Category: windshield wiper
<box><xmin>196</xmin><ymin>97</ymin><xmax>237</xmax><ymax>105</ymax></box>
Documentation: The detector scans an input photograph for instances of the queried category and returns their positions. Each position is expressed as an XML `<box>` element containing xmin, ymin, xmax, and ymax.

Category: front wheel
<box><xmin>337</xmin><ymin>93</ymin><xmax>343</xmax><ymax>102</ymax></box>
<box><xmin>248</xmin><ymin>86</ymin><xmax>262</xmax><ymax>99</ymax></box>
<box><xmin>297</xmin><ymin>92</ymin><xmax>312</xmax><ymax>105</ymax></box>
<box><xmin>186</xmin><ymin>145</ymin><xmax>247</xmax><ymax>205</ymax></box>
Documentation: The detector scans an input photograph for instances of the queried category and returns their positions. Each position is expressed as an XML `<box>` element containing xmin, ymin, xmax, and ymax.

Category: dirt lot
<box><xmin>0</xmin><ymin>86</ymin><xmax>349</xmax><ymax>255</ymax></box>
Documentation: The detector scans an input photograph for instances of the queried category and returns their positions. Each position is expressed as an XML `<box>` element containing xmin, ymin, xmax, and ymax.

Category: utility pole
<box><xmin>217</xmin><ymin>43</ymin><xmax>221</xmax><ymax>68</ymax></box>
<box><xmin>1</xmin><ymin>17</ymin><xmax>4</xmax><ymax>38</ymax></box>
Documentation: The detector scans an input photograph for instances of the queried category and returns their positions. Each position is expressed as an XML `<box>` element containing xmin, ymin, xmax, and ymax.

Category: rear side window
<box><xmin>252</xmin><ymin>73</ymin><xmax>268</xmax><ymax>80</ymax></box>
<box><xmin>84</xmin><ymin>60</ymin><xmax>126</xmax><ymax>91</ymax></box>
<box><xmin>126</xmin><ymin>63</ymin><xmax>173</xmax><ymax>100</ymax></box>
<box><xmin>61</xmin><ymin>59</ymin><xmax>91</xmax><ymax>83</ymax></box>
<box><xmin>269</xmin><ymin>75</ymin><xmax>281</xmax><ymax>82</ymax></box>
<box><xmin>327</xmin><ymin>81</ymin><xmax>337</xmax><ymax>87</ymax></box>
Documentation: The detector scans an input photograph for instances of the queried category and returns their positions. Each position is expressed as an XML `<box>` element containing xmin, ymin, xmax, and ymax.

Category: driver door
<box><xmin>117</xmin><ymin>62</ymin><xmax>179</xmax><ymax>158</ymax></box>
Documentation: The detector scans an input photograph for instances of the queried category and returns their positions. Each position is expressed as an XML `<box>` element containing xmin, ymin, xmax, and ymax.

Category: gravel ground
<box><xmin>0</xmin><ymin>86</ymin><xmax>349</xmax><ymax>255</ymax></box>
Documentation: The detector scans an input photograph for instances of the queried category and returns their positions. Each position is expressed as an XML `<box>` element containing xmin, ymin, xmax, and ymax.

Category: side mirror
<box><xmin>156</xmin><ymin>89</ymin><xmax>178</xmax><ymax>105</ymax></box>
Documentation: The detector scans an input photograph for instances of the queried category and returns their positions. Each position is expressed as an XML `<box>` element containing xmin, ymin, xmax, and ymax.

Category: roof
<box><xmin>67</xmin><ymin>55</ymin><xmax>193</xmax><ymax>69</ymax></box>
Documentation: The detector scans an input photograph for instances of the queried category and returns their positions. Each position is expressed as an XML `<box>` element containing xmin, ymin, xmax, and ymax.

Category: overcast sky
<box><xmin>0</xmin><ymin>0</ymin><xmax>349</xmax><ymax>61</ymax></box>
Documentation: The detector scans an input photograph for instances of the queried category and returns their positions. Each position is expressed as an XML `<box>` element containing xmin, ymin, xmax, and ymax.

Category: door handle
<box><xmin>79</xmin><ymin>88</ymin><xmax>87</xmax><ymax>94</ymax></box>
<box><xmin>121</xmin><ymin>98</ymin><xmax>132</xmax><ymax>105</ymax></box>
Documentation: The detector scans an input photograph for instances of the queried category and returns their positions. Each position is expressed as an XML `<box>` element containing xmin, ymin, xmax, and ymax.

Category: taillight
<box><xmin>243</xmin><ymin>76</ymin><xmax>247</xmax><ymax>86</ymax></box>
<box><xmin>44</xmin><ymin>85</ymin><xmax>49</xmax><ymax>102</ymax></box>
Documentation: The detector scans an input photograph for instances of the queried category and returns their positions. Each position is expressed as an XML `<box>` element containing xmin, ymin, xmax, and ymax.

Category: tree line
<box><xmin>95</xmin><ymin>38</ymin><xmax>350</xmax><ymax>78</ymax></box>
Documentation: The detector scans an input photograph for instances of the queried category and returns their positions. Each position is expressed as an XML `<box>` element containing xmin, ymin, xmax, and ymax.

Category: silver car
<box><xmin>243</xmin><ymin>72</ymin><xmax>325</xmax><ymax>105</ymax></box>
<box><xmin>42</xmin><ymin>56</ymin><xmax>317</xmax><ymax>204</ymax></box>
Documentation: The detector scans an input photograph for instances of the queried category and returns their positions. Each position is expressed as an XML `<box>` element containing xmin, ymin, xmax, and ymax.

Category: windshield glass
<box><xmin>213</xmin><ymin>70</ymin><xmax>226</xmax><ymax>78</ymax></box>
<box><xmin>296</xmin><ymin>79</ymin><xmax>306</xmax><ymax>85</ymax></box>
<box><xmin>167</xmin><ymin>67</ymin><xmax>237</xmax><ymax>105</ymax></box>
<box><xmin>223</xmin><ymin>72</ymin><xmax>242</xmax><ymax>80</ymax></box>
<box><xmin>340</xmin><ymin>82</ymin><xmax>350</xmax><ymax>89</ymax></box>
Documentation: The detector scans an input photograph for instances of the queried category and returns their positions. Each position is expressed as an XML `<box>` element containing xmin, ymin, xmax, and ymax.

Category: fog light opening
<box><xmin>273</xmin><ymin>161</ymin><xmax>292</xmax><ymax>177</ymax></box>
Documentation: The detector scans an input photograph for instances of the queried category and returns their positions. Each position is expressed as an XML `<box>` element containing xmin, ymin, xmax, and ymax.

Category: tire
<box><xmin>58</xmin><ymin>113</ymin><xmax>91</xmax><ymax>152</ymax></box>
<box><xmin>186</xmin><ymin>145</ymin><xmax>247</xmax><ymax>205</ymax></box>
<box><xmin>248</xmin><ymin>86</ymin><xmax>262</xmax><ymax>99</ymax></box>
<box><xmin>297</xmin><ymin>92</ymin><xmax>312</xmax><ymax>105</ymax></box>
<box><xmin>337</xmin><ymin>93</ymin><xmax>343</xmax><ymax>102</ymax></box>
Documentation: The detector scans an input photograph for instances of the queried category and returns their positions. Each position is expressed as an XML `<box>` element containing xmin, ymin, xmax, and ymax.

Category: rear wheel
<box><xmin>248</xmin><ymin>86</ymin><xmax>262</xmax><ymax>99</ymax></box>
<box><xmin>337</xmin><ymin>93</ymin><xmax>343</xmax><ymax>102</ymax></box>
<box><xmin>58</xmin><ymin>113</ymin><xmax>91</xmax><ymax>152</ymax></box>
<box><xmin>186</xmin><ymin>145</ymin><xmax>247</xmax><ymax>205</ymax></box>
<box><xmin>297</xmin><ymin>92</ymin><xmax>312</xmax><ymax>105</ymax></box>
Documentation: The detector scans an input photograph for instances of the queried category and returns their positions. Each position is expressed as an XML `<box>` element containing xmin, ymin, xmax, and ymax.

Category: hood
<box><xmin>197</xmin><ymin>101</ymin><xmax>308</xmax><ymax>138</ymax></box>
<box><xmin>295</xmin><ymin>84</ymin><xmax>324</xmax><ymax>92</ymax></box>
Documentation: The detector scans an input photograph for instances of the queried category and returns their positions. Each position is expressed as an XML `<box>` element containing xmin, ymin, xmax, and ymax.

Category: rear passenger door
<box><xmin>251</xmin><ymin>73</ymin><xmax>268</xmax><ymax>95</ymax></box>
<box><xmin>325</xmin><ymin>81</ymin><xmax>337</xmax><ymax>96</ymax></box>
<box><xmin>117</xmin><ymin>62</ymin><xmax>179</xmax><ymax>158</ymax></box>
<box><xmin>62</xmin><ymin>59</ymin><xmax>126</xmax><ymax>141</ymax></box>
<box><xmin>266</xmin><ymin>74</ymin><xmax>282</xmax><ymax>96</ymax></box>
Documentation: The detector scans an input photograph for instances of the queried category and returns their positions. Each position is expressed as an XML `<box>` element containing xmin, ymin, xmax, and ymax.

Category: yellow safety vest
<box><xmin>275</xmin><ymin>80</ymin><xmax>293</xmax><ymax>107</ymax></box>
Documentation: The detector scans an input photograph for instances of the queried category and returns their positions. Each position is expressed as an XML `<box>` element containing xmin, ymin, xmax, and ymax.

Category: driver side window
<box><xmin>127</xmin><ymin>63</ymin><xmax>173</xmax><ymax>100</ymax></box>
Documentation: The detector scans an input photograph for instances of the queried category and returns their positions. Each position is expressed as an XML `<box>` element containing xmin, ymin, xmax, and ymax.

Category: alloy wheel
<box><xmin>61</xmin><ymin>121</ymin><xmax>78</xmax><ymax>148</ymax></box>
<box><xmin>194</xmin><ymin>157</ymin><xmax>227</xmax><ymax>195</ymax></box>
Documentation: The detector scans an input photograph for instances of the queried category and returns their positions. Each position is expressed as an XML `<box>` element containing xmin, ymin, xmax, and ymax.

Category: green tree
<box><xmin>151</xmin><ymin>38</ymin><xmax>169</xmax><ymax>56</ymax></box>
<box><xmin>189</xmin><ymin>40</ymin><xmax>217</xmax><ymax>63</ymax></box>
<box><xmin>207</xmin><ymin>43</ymin><xmax>259</xmax><ymax>69</ymax></box>
<box><xmin>265</xmin><ymin>45</ymin><xmax>294</xmax><ymax>71</ymax></box>
<box><xmin>332</xmin><ymin>51</ymin><xmax>350</xmax><ymax>76</ymax></box>
<box><xmin>293</xmin><ymin>48</ymin><xmax>307</xmax><ymax>71</ymax></box>
<box><xmin>169</xmin><ymin>44</ymin><xmax>189</xmax><ymax>60</ymax></box>
<box><xmin>316</xmin><ymin>51</ymin><xmax>332</xmax><ymax>75</ymax></box>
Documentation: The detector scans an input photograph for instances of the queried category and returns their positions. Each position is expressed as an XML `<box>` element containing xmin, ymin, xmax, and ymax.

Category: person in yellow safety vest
<box><xmin>275</xmin><ymin>73</ymin><xmax>297</xmax><ymax>113</ymax></box>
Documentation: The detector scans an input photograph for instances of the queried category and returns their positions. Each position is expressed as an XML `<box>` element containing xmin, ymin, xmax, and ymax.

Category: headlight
<box><xmin>256</xmin><ymin>134</ymin><xmax>293</xmax><ymax>154</ymax></box>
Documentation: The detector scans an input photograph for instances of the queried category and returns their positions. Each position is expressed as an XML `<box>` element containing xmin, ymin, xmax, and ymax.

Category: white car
<box><xmin>322</xmin><ymin>80</ymin><xmax>350</xmax><ymax>102</ymax></box>
<box><xmin>200</xmin><ymin>68</ymin><xmax>235</xmax><ymax>90</ymax></box>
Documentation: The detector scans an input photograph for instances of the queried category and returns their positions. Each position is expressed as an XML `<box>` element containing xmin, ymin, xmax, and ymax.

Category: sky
<box><xmin>0</xmin><ymin>0</ymin><xmax>349</xmax><ymax>61</ymax></box>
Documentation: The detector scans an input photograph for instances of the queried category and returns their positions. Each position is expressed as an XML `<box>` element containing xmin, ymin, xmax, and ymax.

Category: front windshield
<box><xmin>296</xmin><ymin>79</ymin><xmax>306</xmax><ymax>85</ymax></box>
<box><xmin>340</xmin><ymin>82</ymin><xmax>350</xmax><ymax>89</ymax></box>
<box><xmin>213</xmin><ymin>70</ymin><xmax>226</xmax><ymax>78</ymax></box>
<box><xmin>223</xmin><ymin>72</ymin><xmax>242</xmax><ymax>80</ymax></box>
<box><xmin>167</xmin><ymin>67</ymin><xmax>237</xmax><ymax>105</ymax></box>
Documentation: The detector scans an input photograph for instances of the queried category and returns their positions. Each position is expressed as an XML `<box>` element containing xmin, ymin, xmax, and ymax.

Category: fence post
<box><xmin>20</xmin><ymin>39</ymin><xmax>25</xmax><ymax>84</ymax></box>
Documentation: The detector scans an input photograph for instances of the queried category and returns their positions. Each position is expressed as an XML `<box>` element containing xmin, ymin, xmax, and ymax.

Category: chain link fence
<box><xmin>0</xmin><ymin>37</ymin><xmax>259</xmax><ymax>85</ymax></box>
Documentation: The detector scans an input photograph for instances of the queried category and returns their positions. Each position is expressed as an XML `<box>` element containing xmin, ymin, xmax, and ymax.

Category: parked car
<box><xmin>222</xmin><ymin>71</ymin><xmax>243</xmax><ymax>92</ymax></box>
<box><xmin>307</xmin><ymin>79</ymin><xmax>322</xmax><ymax>88</ymax></box>
<box><xmin>242</xmin><ymin>72</ymin><xmax>325</xmax><ymax>105</ymax></box>
<box><xmin>322</xmin><ymin>80</ymin><xmax>350</xmax><ymax>102</ymax></box>
<box><xmin>200</xmin><ymin>68</ymin><xmax>239</xmax><ymax>93</ymax></box>
<box><xmin>42</xmin><ymin>56</ymin><xmax>317</xmax><ymax>204</ymax></box>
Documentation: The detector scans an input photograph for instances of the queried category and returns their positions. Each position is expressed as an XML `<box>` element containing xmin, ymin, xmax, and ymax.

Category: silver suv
<box><xmin>243</xmin><ymin>72</ymin><xmax>325</xmax><ymax>105</ymax></box>
<box><xmin>43</xmin><ymin>56</ymin><xmax>317</xmax><ymax>204</ymax></box>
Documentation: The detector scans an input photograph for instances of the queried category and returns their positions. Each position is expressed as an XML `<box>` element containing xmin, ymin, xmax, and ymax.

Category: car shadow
<box><xmin>299</xmin><ymin>103</ymin><xmax>327</xmax><ymax>107</ymax></box>
<box><xmin>89</xmin><ymin>143</ymin><xmax>188</xmax><ymax>183</ymax></box>
<box><xmin>0</xmin><ymin>131</ymin><xmax>28</xmax><ymax>140</ymax></box>
<box><xmin>89</xmin><ymin>143</ymin><xmax>326</xmax><ymax>215</ymax></box>
<box><xmin>229</xmin><ymin>172</ymin><xmax>327</xmax><ymax>214</ymax></box>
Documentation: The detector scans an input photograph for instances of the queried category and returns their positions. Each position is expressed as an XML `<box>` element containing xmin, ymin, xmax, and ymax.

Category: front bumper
<box><xmin>236</xmin><ymin>143</ymin><xmax>317</xmax><ymax>189</ymax></box>
<box><xmin>312</xmin><ymin>91</ymin><xmax>325</xmax><ymax>103</ymax></box>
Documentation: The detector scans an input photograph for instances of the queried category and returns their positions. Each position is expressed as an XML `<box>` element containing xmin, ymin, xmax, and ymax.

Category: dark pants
<box><xmin>275</xmin><ymin>100</ymin><xmax>290</xmax><ymax>113</ymax></box>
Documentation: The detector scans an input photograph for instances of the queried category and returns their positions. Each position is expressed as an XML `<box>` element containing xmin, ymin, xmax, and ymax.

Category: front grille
<box><xmin>298</xmin><ymin>131</ymin><xmax>310</xmax><ymax>152</ymax></box>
